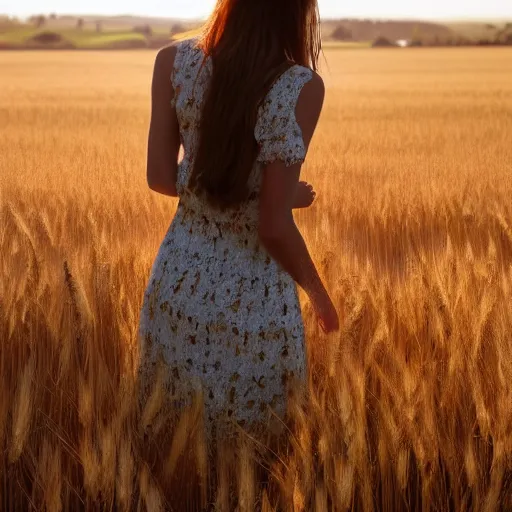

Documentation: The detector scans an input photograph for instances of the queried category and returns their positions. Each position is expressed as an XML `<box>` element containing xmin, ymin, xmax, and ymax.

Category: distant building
<box><xmin>396</xmin><ymin>39</ymin><xmax>410</xmax><ymax>47</ymax></box>
<box><xmin>372</xmin><ymin>36</ymin><xmax>397</xmax><ymax>48</ymax></box>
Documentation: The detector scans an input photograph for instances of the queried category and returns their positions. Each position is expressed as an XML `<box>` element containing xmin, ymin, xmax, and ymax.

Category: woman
<box><xmin>138</xmin><ymin>0</ymin><xmax>339</xmax><ymax>437</ymax></box>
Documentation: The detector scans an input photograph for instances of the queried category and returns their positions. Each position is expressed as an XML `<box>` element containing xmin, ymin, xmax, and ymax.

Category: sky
<box><xmin>1</xmin><ymin>0</ymin><xmax>511</xmax><ymax>21</ymax></box>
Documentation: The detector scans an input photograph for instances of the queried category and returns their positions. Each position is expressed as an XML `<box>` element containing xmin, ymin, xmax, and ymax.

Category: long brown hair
<box><xmin>189</xmin><ymin>0</ymin><xmax>322</xmax><ymax>210</ymax></box>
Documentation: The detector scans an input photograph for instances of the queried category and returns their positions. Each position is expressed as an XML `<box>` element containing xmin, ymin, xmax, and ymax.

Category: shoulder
<box><xmin>281</xmin><ymin>66</ymin><xmax>325</xmax><ymax>124</ymax></box>
<box><xmin>287</xmin><ymin>65</ymin><xmax>322</xmax><ymax>85</ymax></box>
<box><xmin>294</xmin><ymin>69</ymin><xmax>324</xmax><ymax>145</ymax></box>
<box><xmin>154</xmin><ymin>38</ymin><xmax>200</xmax><ymax>72</ymax></box>
<box><xmin>293</xmin><ymin>67</ymin><xmax>325</xmax><ymax>104</ymax></box>
<box><xmin>258</xmin><ymin>66</ymin><xmax>324</xmax><ymax>121</ymax></box>
<box><xmin>153</xmin><ymin>42</ymin><xmax>179</xmax><ymax>79</ymax></box>
<box><xmin>271</xmin><ymin>65</ymin><xmax>324</xmax><ymax>104</ymax></box>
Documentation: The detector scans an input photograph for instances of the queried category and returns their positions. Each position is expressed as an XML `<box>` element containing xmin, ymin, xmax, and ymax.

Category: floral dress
<box><xmin>138</xmin><ymin>39</ymin><xmax>314</xmax><ymax>434</ymax></box>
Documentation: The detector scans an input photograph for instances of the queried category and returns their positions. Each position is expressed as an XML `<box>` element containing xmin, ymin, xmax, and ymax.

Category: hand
<box><xmin>311</xmin><ymin>292</ymin><xmax>340</xmax><ymax>334</ymax></box>
<box><xmin>294</xmin><ymin>181</ymin><xmax>317</xmax><ymax>209</ymax></box>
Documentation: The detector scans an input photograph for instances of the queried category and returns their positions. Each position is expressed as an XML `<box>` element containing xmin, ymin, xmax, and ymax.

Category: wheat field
<box><xmin>1</xmin><ymin>47</ymin><xmax>512</xmax><ymax>511</ymax></box>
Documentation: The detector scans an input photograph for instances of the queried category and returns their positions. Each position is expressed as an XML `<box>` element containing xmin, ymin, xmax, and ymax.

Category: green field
<box><xmin>0</xmin><ymin>27</ymin><xmax>370</xmax><ymax>50</ymax></box>
<box><xmin>1</xmin><ymin>18</ymin><xmax>510</xmax><ymax>50</ymax></box>
<box><xmin>0</xmin><ymin>26</ymin><xmax>168</xmax><ymax>49</ymax></box>
<box><xmin>323</xmin><ymin>41</ymin><xmax>372</xmax><ymax>50</ymax></box>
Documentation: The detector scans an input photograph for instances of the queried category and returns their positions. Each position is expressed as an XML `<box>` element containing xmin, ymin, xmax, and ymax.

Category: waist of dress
<box><xmin>176</xmin><ymin>199</ymin><xmax>260</xmax><ymax>236</ymax></box>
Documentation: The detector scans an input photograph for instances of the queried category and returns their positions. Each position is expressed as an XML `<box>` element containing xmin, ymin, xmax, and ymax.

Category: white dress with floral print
<box><xmin>138</xmin><ymin>39</ymin><xmax>314</xmax><ymax>433</ymax></box>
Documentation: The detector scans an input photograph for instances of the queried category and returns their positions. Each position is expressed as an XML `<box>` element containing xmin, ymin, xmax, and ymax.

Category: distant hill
<box><xmin>322</xmin><ymin>19</ymin><xmax>454</xmax><ymax>42</ymax></box>
<box><xmin>0</xmin><ymin>14</ymin><xmax>198</xmax><ymax>34</ymax></box>
<box><xmin>69</xmin><ymin>15</ymin><xmax>197</xmax><ymax>29</ymax></box>
<box><xmin>0</xmin><ymin>15</ymin><xmax>458</xmax><ymax>40</ymax></box>
<box><xmin>445</xmin><ymin>21</ymin><xmax>512</xmax><ymax>41</ymax></box>
<box><xmin>0</xmin><ymin>15</ymin><xmax>510</xmax><ymax>50</ymax></box>
<box><xmin>164</xmin><ymin>17</ymin><xmax>508</xmax><ymax>43</ymax></box>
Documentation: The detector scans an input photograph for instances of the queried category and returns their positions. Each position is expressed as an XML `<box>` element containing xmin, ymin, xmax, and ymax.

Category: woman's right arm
<box><xmin>258</xmin><ymin>73</ymin><xmax>339</xmax><ymax>333</ymax></box>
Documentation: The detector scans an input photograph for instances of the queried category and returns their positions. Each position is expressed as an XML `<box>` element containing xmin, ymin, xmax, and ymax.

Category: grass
<box><xmin>0</xmin><ymin>27</ymin><xmax>151</xmax><ymax>48</ymax></box>
<box><xmin>0</xmin><ymin>27</ymin><xmax>39</xmax><ymax>43</ymax></box>
<box><xmin>1</xmin><ymin>47</ymin><xmax>512</xmax><ymax>510</ymax></box>
<box><xmin>70</xmin><ymin>31</ymin><xmax>147</xmax><ymax>48</ymax></box>
<box><xmin>323</xmin><ymin>41</ymin><xmax>372</xmax><ymax>49</ymax></box>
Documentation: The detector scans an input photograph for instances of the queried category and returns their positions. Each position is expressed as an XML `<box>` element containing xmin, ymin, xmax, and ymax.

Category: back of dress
<box><xmin>139</xmin><ymin>38</ymin><xmax>314</xmax><ymax>434</ymax></box>
<box><xmin>171</xmin><ymin>38</ymin><xmax>314</xmax><ymax>220</ymax></box>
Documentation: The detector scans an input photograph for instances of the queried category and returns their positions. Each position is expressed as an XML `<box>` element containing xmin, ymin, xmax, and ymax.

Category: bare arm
<box><xmin>259</xmin><ymin>73</ymin><xmax>339</xmax><ymax>333</ymax></box>
<box><xmin>146</xmin><ymin>45</ymin><xmax>180</xmax><ymax>197</ymax></box>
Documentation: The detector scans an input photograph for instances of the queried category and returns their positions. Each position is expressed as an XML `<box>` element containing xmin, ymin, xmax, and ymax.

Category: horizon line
<box><xmin>2</xmin><ymin>12</ymin><xmax>512</xmax><ymax>23</ymax></box>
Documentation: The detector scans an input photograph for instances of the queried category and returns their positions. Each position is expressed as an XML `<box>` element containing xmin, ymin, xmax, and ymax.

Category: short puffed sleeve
<box><xmin>254</xmin><ymin>66</ymin><xmax>314</xmax><ymax>167</ymax></box>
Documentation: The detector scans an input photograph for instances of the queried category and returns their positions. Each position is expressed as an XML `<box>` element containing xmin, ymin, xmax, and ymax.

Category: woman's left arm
<box><xmin>146</xmin><ymin>45</ymin><xmax>180</xmax><ymax>197</ymax></box>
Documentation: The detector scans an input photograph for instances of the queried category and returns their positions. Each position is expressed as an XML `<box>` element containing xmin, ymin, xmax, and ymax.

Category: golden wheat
<box><xmin>1</xmin><ymin>47</ymin><xmax>512</xmax><ymax>510</ymax></box>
